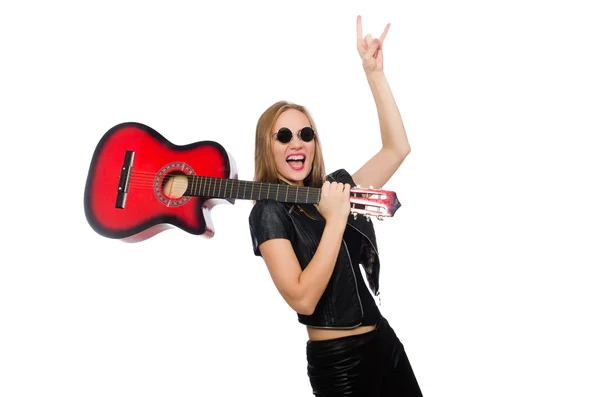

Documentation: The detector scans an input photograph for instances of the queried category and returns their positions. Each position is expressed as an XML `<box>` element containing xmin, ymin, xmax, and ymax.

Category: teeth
<box><xmin>287</xmin><ymin>155</ymin><xmax>305</xmax><ymax>161</ymax></box>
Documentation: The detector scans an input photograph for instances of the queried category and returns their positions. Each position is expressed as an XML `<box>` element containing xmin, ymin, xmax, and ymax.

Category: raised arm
<box><xmin>352</xmin><ymin>15</ymin><xmax>411</xmax><ymax>190</ymax></box>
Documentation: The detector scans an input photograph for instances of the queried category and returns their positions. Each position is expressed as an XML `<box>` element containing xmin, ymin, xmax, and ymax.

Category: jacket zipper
<box><xmin>343</xmin><ymin>238</ymin><xmax>364</xmax><ymax>321</ymax></box>
<box><xmin>346</xmin><ymin>222</ymin><xmax>382</xmax><ymax>306</ymax></box>
<box><xmin>305</xmin><ymin>238</ymin><xmax>364</xmax><ymax>330</ymax></box>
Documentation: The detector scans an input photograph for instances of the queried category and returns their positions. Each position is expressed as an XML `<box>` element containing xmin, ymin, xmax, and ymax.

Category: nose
<box><xmin>288</xmin><ymin>134</ymin><xmax>303</xmax><ymax>148</ymax></box>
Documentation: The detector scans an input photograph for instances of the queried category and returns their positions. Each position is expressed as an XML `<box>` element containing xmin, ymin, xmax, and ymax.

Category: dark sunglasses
<box><xmin>273</xmin><ymin>126</ymin><xmax>315</xmax><ymax>143</ymax></box>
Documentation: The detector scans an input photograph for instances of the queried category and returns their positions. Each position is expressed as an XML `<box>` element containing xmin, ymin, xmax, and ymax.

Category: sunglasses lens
<box><xmin>300</xmin><ymin>127</ymin><xmax>315</xmax><ymax>142</ymax></box>
<box><xmin>276</xmin><ymin>128</ymin><xmax>293</xmax><ymax>143</ymax></box>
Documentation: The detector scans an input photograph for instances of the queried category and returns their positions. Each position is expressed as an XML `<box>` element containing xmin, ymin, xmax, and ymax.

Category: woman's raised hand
<box><xmin>356</xmin><ymin>15</ymin><xmax>390</xmax><ymax>74</ymax></box>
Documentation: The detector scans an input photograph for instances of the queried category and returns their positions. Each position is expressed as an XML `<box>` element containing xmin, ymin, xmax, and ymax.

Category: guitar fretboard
<box><xmin>185</xmin><ymin>176</ymin><xmax>321</xmax><ymax>204</ymax></box>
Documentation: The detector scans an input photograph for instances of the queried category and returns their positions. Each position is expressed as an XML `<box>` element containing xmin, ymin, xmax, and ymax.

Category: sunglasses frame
<box><xmin>273</xmin><ymin>126</ymin><xmax>315</xmax><ymax>144</ymax></box>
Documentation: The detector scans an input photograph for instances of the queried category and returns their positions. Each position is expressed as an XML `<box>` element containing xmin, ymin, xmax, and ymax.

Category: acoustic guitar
<box><xmin>83</xmin><ymin>122</ymin><xmax>401</xmax><ymax>242</ymax></box>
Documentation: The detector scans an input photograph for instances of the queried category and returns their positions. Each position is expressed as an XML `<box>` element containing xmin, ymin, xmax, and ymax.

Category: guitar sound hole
<box><xmin>162</xmin><ymin>171</ymin><xmax>189</xmax><ymax>199</ymax></box>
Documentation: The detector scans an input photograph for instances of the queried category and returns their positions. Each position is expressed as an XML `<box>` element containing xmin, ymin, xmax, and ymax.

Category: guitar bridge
<box><xmin>115</xmin><ymin>150</ymin><xmax>135</xmax><ymax>209</ymax></box>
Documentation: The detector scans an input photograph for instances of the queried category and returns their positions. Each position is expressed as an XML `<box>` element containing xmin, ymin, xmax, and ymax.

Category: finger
<box><xmin>380</xmin><ymin>23</ymin><xmax>391</xmax><ymax>44</ymax></box>
<box><xmin>365</xmin><ymin>33</ymin><xmax>373</xmax><ymax>46</ymax></box>
<box><xmin>356</xmin><ymin>15</ymin><xmax>363</xmax><ymax>42</ymax></box>
<box><xmin>358</xmin><ymin>40</ymin><xmax>367</xmax><ymax>52</ymax></box>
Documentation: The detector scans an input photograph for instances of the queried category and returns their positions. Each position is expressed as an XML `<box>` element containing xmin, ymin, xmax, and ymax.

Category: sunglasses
<box><xmin>273</xmin><ymin>126</ymin><xmax>315</xmax><ymax>143</ymax></box>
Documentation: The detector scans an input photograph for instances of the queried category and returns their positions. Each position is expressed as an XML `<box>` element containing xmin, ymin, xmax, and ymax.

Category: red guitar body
<box><xmin>84</xmin><ymin>122</ymin><xmax>237</xmax><ymax>242</ymax></box>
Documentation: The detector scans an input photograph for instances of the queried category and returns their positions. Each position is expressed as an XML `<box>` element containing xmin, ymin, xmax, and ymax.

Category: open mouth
<box><xmin>286</xmin><ymin>154</ymin><xmax>306</xmax><ymax>170</ymax></box>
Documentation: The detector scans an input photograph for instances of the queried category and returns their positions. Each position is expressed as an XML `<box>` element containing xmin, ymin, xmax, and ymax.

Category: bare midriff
<box><xmin>306</xmin><ymin>324</ymin><xmax>376</xmax><ymax>341</ymax></box>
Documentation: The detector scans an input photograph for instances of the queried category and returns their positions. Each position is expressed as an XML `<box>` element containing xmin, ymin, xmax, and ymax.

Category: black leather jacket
<box><xmin>248</xmin><ymin>169</ymin><xmax>381</xmax><ymax>329</ymax></box>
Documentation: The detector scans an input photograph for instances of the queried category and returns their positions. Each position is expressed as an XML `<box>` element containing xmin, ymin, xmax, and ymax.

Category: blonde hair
<box><xmin>254</xmin><ymin>100</ymin><xmax>326</xmax><ymax>187</ymax></box>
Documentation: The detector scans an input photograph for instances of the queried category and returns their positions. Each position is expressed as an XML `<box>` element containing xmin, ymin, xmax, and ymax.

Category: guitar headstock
<box><xmin>349</xmin><ymin>186</ymin><xmax>401</xmax><ymax>221</ymax></box>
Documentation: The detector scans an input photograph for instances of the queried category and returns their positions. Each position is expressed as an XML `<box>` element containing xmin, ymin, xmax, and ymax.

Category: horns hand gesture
<box><xmin>356</xmin><ymin>15</ymin><xmax>390</xmax><ymax>74</ymax></box>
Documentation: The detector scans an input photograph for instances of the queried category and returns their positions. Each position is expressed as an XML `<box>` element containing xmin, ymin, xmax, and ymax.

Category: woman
<box><xmin>248</xmin><ymin>15</ymin><xmax>422</xmax><ymax>396</ymax></box>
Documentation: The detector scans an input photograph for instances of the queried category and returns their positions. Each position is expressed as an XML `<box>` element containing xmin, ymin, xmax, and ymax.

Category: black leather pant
<box><xmin>306</xmin><ymin>316</ymin><xmax>423</xmax><ymax>396</ymax></box>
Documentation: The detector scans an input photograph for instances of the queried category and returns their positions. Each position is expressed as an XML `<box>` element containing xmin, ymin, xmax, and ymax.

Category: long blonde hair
<box><xmin>254</xmin><ymin>100</ymin><xmax>326</xmax><ymax>188</ymax></box>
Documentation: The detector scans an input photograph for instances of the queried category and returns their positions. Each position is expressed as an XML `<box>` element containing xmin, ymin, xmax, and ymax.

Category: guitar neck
<box><xmin>184</xmin><ymin>175</ymin><xmax>320</xmax><ymax>204</ymax></box>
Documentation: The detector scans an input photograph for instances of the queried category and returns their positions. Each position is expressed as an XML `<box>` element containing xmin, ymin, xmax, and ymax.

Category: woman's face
<box><xmin>270</xmin><ymin>109</ymin><xmax>316</xmax><ymax>186</ymax></box>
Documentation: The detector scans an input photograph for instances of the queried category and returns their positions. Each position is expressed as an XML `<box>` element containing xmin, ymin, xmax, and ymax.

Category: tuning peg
<box><xmin>352</xmin><ymin>211</ymin><xmax>358</xmax><ymax>220</ymax></box>
<box><xmin>377</xmin><ymin>215</ymin><xmax>384</xmax><ymax>221</ymax></box>
<box><xmin>365</xmin><ymin>214</ymin><xmax>371</xmax><ymax>222</ymax></box>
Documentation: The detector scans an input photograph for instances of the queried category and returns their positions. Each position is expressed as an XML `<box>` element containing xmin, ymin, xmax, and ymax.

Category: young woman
<box><xmin>248</xmin><ymin>16</ymin><xmax>423</xmax><ymax>396</ymax></box>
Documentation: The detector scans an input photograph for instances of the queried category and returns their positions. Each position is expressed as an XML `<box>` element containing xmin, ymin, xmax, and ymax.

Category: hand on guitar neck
<box><xmin>315</xmin><ymin>181</ymin><xmax>352</xmax><ymax>229</ymax></box>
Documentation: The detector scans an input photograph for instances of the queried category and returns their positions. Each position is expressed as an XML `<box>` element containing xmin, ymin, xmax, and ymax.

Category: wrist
<box><xmin>324</xmin><ymin>218</ymin><xmax>347</xmax><ymax>234</ymax></box>
<box><xmin>365</xmin><ymin>69</ymin><xmax>385</xmax><ymax>82</ymax></box>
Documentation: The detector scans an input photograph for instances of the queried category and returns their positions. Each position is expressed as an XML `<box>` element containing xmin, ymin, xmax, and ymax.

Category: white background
<box><xmin>1</xmin><ymin>0</ymin><xmax>599</xmax><ymax>396</ymax></box>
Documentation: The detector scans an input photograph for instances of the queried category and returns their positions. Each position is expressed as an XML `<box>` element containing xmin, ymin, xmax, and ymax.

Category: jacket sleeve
<box><xmin>326</xmin><ymin>168</ymin><xmax>357</xmax><ymax>187</ymax></box>
<box><xmin>248</xmin><ymin>200</ymin><xmax>293</xmax><ymax>257</ymax></box>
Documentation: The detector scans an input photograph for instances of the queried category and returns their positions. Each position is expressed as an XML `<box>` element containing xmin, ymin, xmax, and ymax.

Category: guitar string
<box><xmin>115</xmin><ymin>171</ymin><xmax>381</xmax><ymax>209</ymax></box>
<box><xmin>124</xmin><ymin>170</ymin><xmax>321</xmax><ymax>190</ymax></box>
<box><xmin>122</xmin><ymin>184</ymin><xmax>376</xmax><ymax>213</ymax></box>
<box><xmin>121</xmin><ymin>172</ymin><xmax>323</xmax><ymax>201</ymax></box>
<box><xmin>125</xmin><ymin>177</ymin><xmax>321</xmax><ymax>191</ymax></box>
<box><xmin>118</xmin><ymin>170</ymin><xmax>377</xmax><ymax>188</ymax></box>
<box><xmin>123</xmin><ymin>171</ymin><xmax>372</xmax><ymax>191</ymax></box>
<box><xmin>123</xmin><ymin>171</ymin><xmax>379</xmax><ymax>190</ymax></box>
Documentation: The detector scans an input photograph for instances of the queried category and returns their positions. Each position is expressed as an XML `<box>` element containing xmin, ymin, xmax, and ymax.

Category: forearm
<box><xmin>296</xmin><ymin>222</ymin><xmax>346</xmax><ymax>314</ymax></box>
<box><xmin>366</xmin><ymin>70</ymin><xmax>411</xmax><ymax>155</ymax></box>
